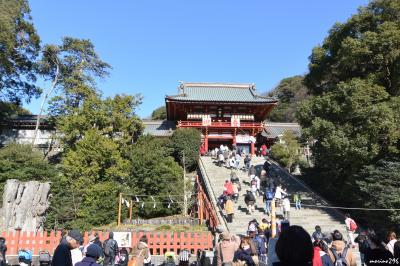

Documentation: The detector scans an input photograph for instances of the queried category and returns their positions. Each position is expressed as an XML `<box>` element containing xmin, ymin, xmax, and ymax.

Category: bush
<box><xmin>171</xmin><ymin>128</ymin><xmax>201</xmax><ymax>171</ymax></box>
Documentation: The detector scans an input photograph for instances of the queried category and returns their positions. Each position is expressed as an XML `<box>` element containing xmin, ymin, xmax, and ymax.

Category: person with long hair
<box><xmin>234</xmin><ymin>237</ymin><xmax>256</xmax><ymax>266</ymax></box>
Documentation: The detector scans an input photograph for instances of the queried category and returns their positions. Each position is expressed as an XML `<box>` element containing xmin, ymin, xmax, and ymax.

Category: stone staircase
<box><xmin>199</xmin><ymin>156</ymin><xmax>348</xmax><ymax>237</ymax></box>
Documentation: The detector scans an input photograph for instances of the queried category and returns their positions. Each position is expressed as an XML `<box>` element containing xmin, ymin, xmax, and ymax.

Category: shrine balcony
<box><xmin>177</xmin><ymin>120</ymin><xmax>264</xmax><ymax>129</ymax></box>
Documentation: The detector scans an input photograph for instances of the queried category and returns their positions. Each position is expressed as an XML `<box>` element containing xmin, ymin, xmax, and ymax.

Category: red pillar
<box><xmin>251</xmin><ymin>141</ymin><xmax>255</xmax><ymax>156</ymax></box>
<box><xmin>204</xmin><ymin>136</ymin><xmax>208</xmax><ymax>152</ymax></box>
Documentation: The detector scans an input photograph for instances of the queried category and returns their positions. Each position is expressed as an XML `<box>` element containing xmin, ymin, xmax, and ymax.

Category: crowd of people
<box><xmin>216</xmin><ymin>151</ymin><xmax>299</xmax><ymax>225</ymax></box>
<box><xmin>216</xmin><ymin>218</ymin><xmax>400</xmax><ymax>266</ymax></box>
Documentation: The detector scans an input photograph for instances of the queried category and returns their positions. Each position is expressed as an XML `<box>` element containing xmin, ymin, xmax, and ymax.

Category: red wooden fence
<box><xmin>1</xmin><ymin>231</ymin><xmax>213</xmax><ymax>255</ymax></box>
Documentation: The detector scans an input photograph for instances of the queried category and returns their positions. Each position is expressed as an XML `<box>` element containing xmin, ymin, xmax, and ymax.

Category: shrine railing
<box><xmin>195</xmin><ymin>175</ymin><xmax>220</xmax><ymax>232</ymax></box>
<box><xmin>0</xmin><ymin>230</ymin><xmax>213</xmax><ymax>255</ymax></box>
<box><xmin>178</xmin><ymin>121</ymin><xmax>263</xmax><ymax>129</ymax></box>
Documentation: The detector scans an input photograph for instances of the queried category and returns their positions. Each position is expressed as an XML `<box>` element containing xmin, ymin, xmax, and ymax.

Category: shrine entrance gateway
<box><xmin>165</xmin><ymin>82</ymin><xmax>278</xmax><ymax>155</ymax></box>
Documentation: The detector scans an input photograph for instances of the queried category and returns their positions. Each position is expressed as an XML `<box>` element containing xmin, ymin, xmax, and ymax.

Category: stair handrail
<box><xmin>198</xmin><ymin>157</ymin><xmax>228</xmax><ymax>232</ymax></box>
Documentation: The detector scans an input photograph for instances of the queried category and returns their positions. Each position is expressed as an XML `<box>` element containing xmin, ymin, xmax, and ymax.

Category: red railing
<box><xmin>0</xmin><ymin>230</ymin><xmax>213</xmax><ymax>255</ymax></box>
<box><xmin>178</xmin><ymin>120</ymin><xmax>263</xmax><ymax>129</ymax></box>
<box><xmin>196</xmin><ymin>175</ymin><xmax>219</xmax><ymax>231</ymax></box>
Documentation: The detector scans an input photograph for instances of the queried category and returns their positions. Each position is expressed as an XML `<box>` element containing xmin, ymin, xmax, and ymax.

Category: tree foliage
<box><xmin>0</xmin><ymin>143</ymin><xmax>56</xmax><ymax>203</ymax></box>
<box><xmin>298</xmin><ymin>0</ymin><xmax>400</xmax><ymax>228</ymax></box>
<box><xmin>270</xmin><ymin>131</ymin><xmax>301</xmax><ymax>171</ymax></box>
<box><xmin>267</xmin><ymin>76</ymin><xmax>308</xmax><ymax>122</ymax></box>
<box><xmin>356</xmin><ymin>160</ymin><xmax>400</xmax><ymax>227</ymax></box>
<box><xmin>171</xmin><ymin>128</ymin><xmax>201</xmax><ymax>171</ymax></box>
<box><xmin>46</xmin><ymin>92</ymin><xmax>144</xmax><ymax>230</ymax></box>
<box><xmin>128</xmin><ymin>135</ymin><xmax>183</xmax><ymax>218</ymax></box>
<box><xmin>0</xmin><ymin>0</ymin><xmax>41</xmax><ymax>104</ymax></box>
<box><xmin>151</xmin><ymin>106</ymin><xmax>167</xmax><ymax>120</ymax></box>
<box><xmin>46</xmin><ymin>129</ymin><xmax>130</xmax><ymax>230</ymax></box>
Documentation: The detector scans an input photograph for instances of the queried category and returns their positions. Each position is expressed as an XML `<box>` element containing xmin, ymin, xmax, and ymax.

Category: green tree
<box><xmin>46</xmin><ymin>129</ymin><xmax>130</xmax><ymax>230</ymax></box>
<box><xmin>298</xmin><ymin>0</ymin><xmax>400</xmax><ymax>228</ymax></box>
<box><xmin>55</xmin><ymin>94</ymin><xmax>143</xmax><ymax>151</ymax></box>
<box><xmin>0</xmin><ymin>143</ymin><xmax>56</xmax><ymax>202</ymax></box>
<box><xmin>355</xmin><ymin>160</ymin><xmax>400</xmax><ymax>228</ymax></box>
<box><xmin>128</xmin><ymin>135</ymin><xmax>183</xmax><ymax>218</ymax></box>
<box><xmin>34</xmin><ymin>37</ymin><xmax>111</xmax><ymax>145</ymax></box>
<box><xmin>171</xmin><ymin>128</ymin><xmax>201</xmax><ymax>171</ymax></box>
<box><xmin>267</xmin><ymin>76</ymin><xmax>308</xmax><ymax>122</ymax></box>
<box><xmin>270</xmin><ymin>131</ymin><xmax>301</xmax><ymax>172</ymax></box>
<box><xmin>151</xmin><ymin>106</ymin><xmax>167</xmax><ymax>120</ymax></box>
<box><xmin>0</xmin><ymin>0</ymin><xmax>41</xmax><ymax>104</ymax></box>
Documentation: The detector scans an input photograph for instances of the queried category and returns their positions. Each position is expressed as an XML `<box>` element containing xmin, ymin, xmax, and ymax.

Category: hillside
<box><xmin>265</xmin><ymin>75</ymin><xmax>309</xmax><ymax>122</ymax></box>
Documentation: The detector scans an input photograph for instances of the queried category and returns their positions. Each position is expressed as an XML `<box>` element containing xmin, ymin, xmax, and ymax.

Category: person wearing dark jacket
<box><xmin>234</xmin><ymin>237</ymin><xmax>256</xmax><ymax>266</ymax></box>
<box><xmin>52</xmin><ymin>230</ymin><xmax>83</xmax><ymax>266</ymax></box>
<box><xmin>365</xmin><ymin>234</ymin><xmax>393</xmax><ymax>266</ymax></box>
<box><xmin>103</xmin><ymin>232</ymin><xmax>119</xmax><ymax>266</ymax></box>
<box><xmin>76</xmin><ymin>244</ymin><xmax>103</xmax><ymax>266</ymax></box>
<box><xmin>244</xmin><ymin>190</ymin><xmax>256</xmax><ymax>215</ymax></box>
<box><xmin>0</xmin><ymin>237</ymin><xmax>7</xmax><ymax>266</ymax></box>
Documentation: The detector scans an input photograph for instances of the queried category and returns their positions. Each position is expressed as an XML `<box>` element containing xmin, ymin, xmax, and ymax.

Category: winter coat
<box><xmin>76</xmin><ymin>257</ymin><xmax>101</xmax><ymax>266</ymax></box>
<box><xmin>224</xmin><ymin>199</ymin><xmax>235</xmax><ymax>215</ymax></box>
<box><xmin>274</xmin><ymin>187</ymin><xmax>286</xmax><ymax>199</ymax></box>
<box><xmin>244</xmin><ymin>193</ymin><xmax>255</xmax><ymax>204</ymax></box>
<box><xmin>52</xmin><ymin>239</ymin><xmax>73</xmax><ymax>266</ymax></box>
<box><xmin>216</xmin><ymin>239</ymin><xmax>240</xmax><ymax>266</ymax></box>
<box><xmin>313</xmin><ymin>247</ymin><xmax>333</xmax><ymax>266</ymax></box>
<box><xmin>234</xmin><ymin>248</ymin><xmax>255</xmax><ymax>266</ymax></box>
<box><xmin>327</xmin><ymin>240</ymin><xmax>357</xmax><ymax>266</ymax></box>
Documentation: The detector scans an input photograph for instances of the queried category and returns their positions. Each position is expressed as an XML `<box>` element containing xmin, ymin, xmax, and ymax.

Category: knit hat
<box><xmin>86</xmin><ymin>244</ymin><xmax>102</xmax><ymax>258</ymax></box>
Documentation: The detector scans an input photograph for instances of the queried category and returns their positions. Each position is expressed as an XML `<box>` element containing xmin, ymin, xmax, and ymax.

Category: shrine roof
<box><xmin>142</xmin><ymin>120</ymin><xmax>176</xmax><ymax>137</ymax></box>
<box><xmin>262</xmin><ymin>122</ymin><xmax>301</xmax><ymax>139</ymax></box>
<box><xmin>166</xmin><ymin>82</ymin><xmax>277</xmax><ymax>103</ymax></box>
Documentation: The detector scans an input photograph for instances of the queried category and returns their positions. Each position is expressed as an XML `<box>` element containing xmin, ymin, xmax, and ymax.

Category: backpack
<box><xmin>254</xmin><ymin>236</ymin><xmax>267</xmax><ymax>255</ymax></box>
<box><xmin>349</xmin><ymin>219</ymin><xmax>357</xmax><ymax>231</ymax></box>
<box><xmin>265</xmin><ymin>190</ymin><xmax>274</xmax><ymax>200</ymax></box>
<box><xmin>104</xmin><ymin>239</ymin><xmax>115</xmax><ymax>256</ymax></box>
<box><xmin>118</xmin><ymin>249</ymin><xmax>129</xmax><ymax>266</ymax></box>
<box><xmin>39</xmin><ymin>251</ymin><xmax>51</xmax><ymax>263</ymax></box>
<box><xmin>330</xmin><ymin>247</ymin><xmax>349</xmax><ymax>266</ymax></box>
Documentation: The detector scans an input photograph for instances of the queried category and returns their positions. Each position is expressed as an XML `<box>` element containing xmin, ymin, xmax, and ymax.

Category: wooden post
<box><xmin>183</xmin><ymin>152</ymin><xmax>188</xmax><ymax>217</ymax></box>
<box><xmin>117</xmin><ymin>193</ymin><xmax>122</xmax><ymax>227</ymax></box>
<box><xmin>16</xmin><ymin>227</ymin><xmax>21</xmax><ymax>252</ymax></box>
<box><xmin>129</xmin><ymin>199</ymin><xmax>133</xmax><ymax>223</ymax></box>
<box><xmin>271</xmin><ymin>199</ymin><xmax>276</xmax><ymax>238</ymax></box>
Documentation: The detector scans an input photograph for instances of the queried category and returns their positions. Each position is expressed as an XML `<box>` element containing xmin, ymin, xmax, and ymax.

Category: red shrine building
<box><xmin>165</xmin><ymin>82</ymin><xmax>278</xmax><ymax>155</ymax></box>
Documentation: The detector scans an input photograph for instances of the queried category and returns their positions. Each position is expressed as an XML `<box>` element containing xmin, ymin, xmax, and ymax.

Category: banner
<box><xmin>231</xmin><ymin>115</ymin><xmax>240</xmax><ymax>127</ymax></box>
<box><xmin>202</xmin><ymin>115</ymin><xmax>211</xmax><ymax>126</ymax></box>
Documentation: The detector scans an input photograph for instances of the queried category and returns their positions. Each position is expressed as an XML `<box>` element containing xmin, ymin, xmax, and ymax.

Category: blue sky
<box><xmin>27</xmin><ymin>0</ymin><xmax>369</xmax><ymax>118</ymax></box>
